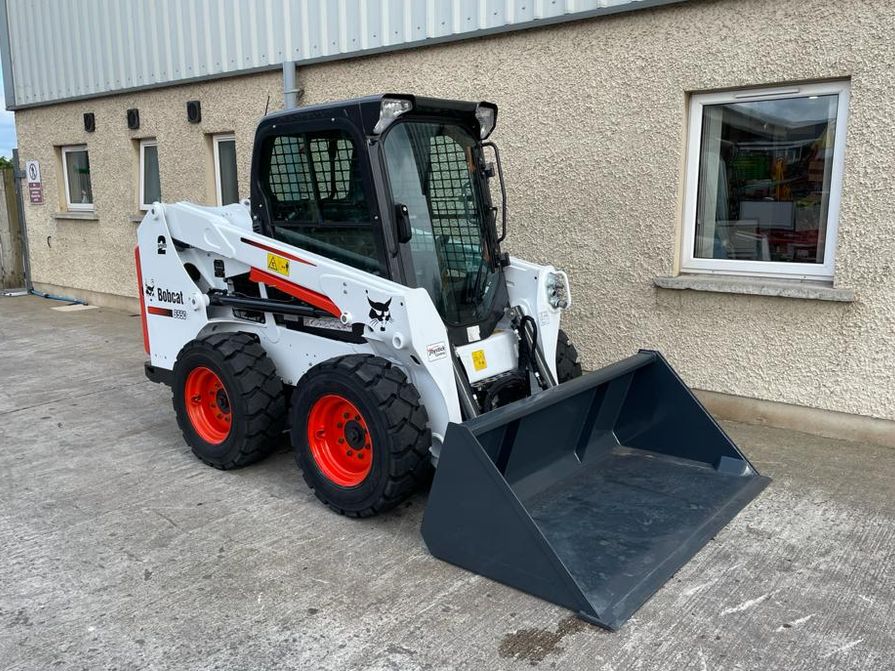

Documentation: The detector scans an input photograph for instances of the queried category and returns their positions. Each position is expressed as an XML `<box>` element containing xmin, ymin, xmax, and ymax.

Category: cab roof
<box><xmin>258</xmin><ymin>93</ymin><xmax>497</xmax><ymax>138</ymax></box>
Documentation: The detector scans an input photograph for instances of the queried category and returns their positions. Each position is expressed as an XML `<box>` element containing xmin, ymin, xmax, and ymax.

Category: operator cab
<box><xmin>250</xmin><ymin>94</ymin><xmax>508</xmax><ymax>346</ymax></box>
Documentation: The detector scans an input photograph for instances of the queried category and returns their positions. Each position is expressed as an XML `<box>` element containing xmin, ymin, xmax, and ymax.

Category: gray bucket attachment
<box><xmin>421</xmin><ymin>351</ymin><xmax>770</xmax><ymax>630</ymax></box>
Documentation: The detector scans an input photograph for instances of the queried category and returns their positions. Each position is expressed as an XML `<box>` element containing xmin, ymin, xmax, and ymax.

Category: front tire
<box><xmin>555</xmin><ymin>329</ymin><xmax>583</xmax><ymax>383</ymax></box>
<box><xmin>291</xmin><ymin>354</ymin><xmax>431</xmax><ymax>518</ymax></box>
<box><xmin>173</xmin><ymin>332</ymin><xmax>286</xmax><ymax>469</ymax></box>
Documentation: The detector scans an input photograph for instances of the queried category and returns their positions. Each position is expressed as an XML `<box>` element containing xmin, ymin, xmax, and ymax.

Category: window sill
<box><xmin>52</xmin><ymin>211</ymin><xmax>99</xmax><ymax>222</ymax></box>
<box><xmin>130</xmin><ymin>214</ymin><xmax>147</xmax><ymax>223</ymax></box>
<box><xmin>654</xmin><ymin>274</ymin><xmax>855</xmax><ymax>303</ymax></box>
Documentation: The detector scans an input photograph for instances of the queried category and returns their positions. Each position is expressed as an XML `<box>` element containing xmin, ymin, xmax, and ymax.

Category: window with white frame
<box><xmin>213</xmin><ymin>134</ymin><xmax>239</xmax><ymax>205</ymax></box>
<box><xmin>139</xmin><ymin>138</ymin><xmax>161</xmax><ymax>210</ymax></box>
<box><xmin>682</xmin><ymin>81</ymin><xmax>849</xmax><ymax>280</ymax></box>
<box><xmin>61</xmin><ymin>145</ymin><xmax>94</xmax><ymax>210</ymax></box>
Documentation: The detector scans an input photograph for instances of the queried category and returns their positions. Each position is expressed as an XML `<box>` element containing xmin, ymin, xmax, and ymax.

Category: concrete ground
<box><xmin>0</xmin><ymin>294</ymin><xmax>892</xmax><ymax>671</ymax></box>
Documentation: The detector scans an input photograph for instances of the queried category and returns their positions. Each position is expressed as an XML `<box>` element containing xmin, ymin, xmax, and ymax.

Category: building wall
<box><xmin>15</xmin><ymin>0</ymin><xmax>895</xmax><ymax>422</ymax></box>
<box><xmin>17</xmin><ymin>72</ymin><xmax>285</xmax><ymax>300</ymax></box>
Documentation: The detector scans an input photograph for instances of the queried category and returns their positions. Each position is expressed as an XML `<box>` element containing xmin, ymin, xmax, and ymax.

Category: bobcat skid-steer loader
<box><xmin>137</xmin><ymin>94</ymin><xmax>769</xmax><ymax>630</ymax></box>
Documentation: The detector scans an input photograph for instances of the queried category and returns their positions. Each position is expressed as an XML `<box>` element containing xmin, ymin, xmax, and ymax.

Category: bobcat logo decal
<box><xmin>367</xmin><ymin>297</ymin><xmax>392</xmax><ymax>332</ymax></box>
<box><xmin>144</xmin><ymin>280</ymin><xmax>156</xmax><ymax>298</ymax></box>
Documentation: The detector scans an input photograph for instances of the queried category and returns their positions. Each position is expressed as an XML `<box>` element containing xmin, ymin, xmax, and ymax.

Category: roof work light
<box><xmin>374</xmin><ymin>97</ymin><xmax>413</xmax><ymax>134</ymax></box>
<box><xmin>475</xmin><ymin>103</ymin><xmax>497</xmax><ymax>139</ymax></box>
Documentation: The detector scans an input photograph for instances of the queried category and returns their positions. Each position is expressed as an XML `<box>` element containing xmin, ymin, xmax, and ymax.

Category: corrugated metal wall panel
<box><xmin>1</xmin><ymin>0</ymin><xmax>687</xmax><ymax>108</ymax></box>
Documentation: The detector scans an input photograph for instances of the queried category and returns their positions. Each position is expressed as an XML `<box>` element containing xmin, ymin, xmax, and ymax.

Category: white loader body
<box><xmin>136</xmin><ymin>200</ymin><xmax>566</xmax><ymax>454</ymax></box>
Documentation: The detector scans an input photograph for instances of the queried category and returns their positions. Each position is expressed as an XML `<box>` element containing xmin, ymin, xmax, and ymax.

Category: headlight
<box><xmin>373</xmin><ymin>97</ymin><xmax>413</xmax><ymax>134</ymax></box>
<box><xmin>546</xmin><ymin>271</ymin><xmax>570</xmax><ymax>310</ymax></box>
<box><xmin>475</xmin><ymin>102</ymin><xmax>497</xmax><ymax>139</ymax></box>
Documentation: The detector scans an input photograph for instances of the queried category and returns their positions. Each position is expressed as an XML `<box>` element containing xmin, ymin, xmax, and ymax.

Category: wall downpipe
<box><xmin>282</xmin><ymin>61</ymin><xmax>302</xmax><ymax>109</ymax></box>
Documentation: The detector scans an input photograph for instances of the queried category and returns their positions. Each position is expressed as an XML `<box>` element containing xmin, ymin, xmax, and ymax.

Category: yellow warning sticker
<box><xmin>472</xmin><ymin>349</ymin><xmax>487</xmax><ymax>372</ymax></box>
<box><xmin>266</xmin><ymin>252</ymin><xmax>290</xmax><ymax>276</ymax></box>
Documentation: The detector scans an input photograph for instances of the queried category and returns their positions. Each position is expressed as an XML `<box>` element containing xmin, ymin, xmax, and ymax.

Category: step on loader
<box><xmin>137</xmin><ymin>94</ymin><xmax>769</xmax><ymax>629</ymax></box>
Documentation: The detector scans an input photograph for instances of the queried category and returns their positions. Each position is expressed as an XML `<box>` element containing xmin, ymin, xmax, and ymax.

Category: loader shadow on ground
<box><xmin>0</xmin><ymin>295</ymin><xmax>893</xmax><ymax>671</ymax></box>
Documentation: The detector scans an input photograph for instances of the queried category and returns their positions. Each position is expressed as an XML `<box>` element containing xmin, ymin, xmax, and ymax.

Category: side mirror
<box><xmin>395</xmin><ymin>203</ymin><xmax>412</xmax><ymax>244</ymax></box>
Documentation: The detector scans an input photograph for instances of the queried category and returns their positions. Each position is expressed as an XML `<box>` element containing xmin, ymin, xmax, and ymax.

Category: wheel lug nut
<box><xmin>338</xmin><ymin>438</ymin><xmax>345</xmax><ymax>444</ymax></box>
<box><xmin>337</xmin><ymin>422</ymin><xmax>343</xmax><ymax>428</ymax></box>
<box><xmin>347</xmin><ymin>450</ymin><xmax>353</xmax><ymax>456</ymax></box>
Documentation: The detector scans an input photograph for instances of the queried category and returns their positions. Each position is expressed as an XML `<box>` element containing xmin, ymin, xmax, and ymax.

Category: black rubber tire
<box><xmin>173</xmin><ymin>332</ymin><xmax>286</xmax><ymax>469</ymax></box>
<box><xmin>555</xmin><ymin>329</ymin><xmax>583</xmax><ymax>383</ymax></box>
<box><xmin>291</xmin><ymin>354</ymin><xmax>432</xmax><ymax>518</ymax></box>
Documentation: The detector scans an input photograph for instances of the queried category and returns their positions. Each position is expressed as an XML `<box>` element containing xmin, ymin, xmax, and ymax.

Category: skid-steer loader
<box><xmin>137</xmin><ymin>94</ymin><xmax>769</xmax><ymax>630</ymax></box>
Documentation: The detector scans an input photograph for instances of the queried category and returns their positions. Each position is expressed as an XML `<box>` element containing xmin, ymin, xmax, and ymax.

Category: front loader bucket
<box><xmin>421</xmin><ymin>351</ymin><xmax>769</xmax><ymax>630</ymax></box>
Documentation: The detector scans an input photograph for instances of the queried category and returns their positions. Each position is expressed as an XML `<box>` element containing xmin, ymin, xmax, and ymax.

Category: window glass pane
<box><xmin>216</xmin><ymin>139</ymin><xmax>239</xmax><ymax>205</ymax></box>
<box><xmin>65</xmin><ymin>149</ymin><xmax>93</xmax><ymax>205</ymax></box>
<box><xmin>263</xmin><ymin>130</ymin><xmax>385</xmax><ymax>276</ymax></box>
<box><xmin>142</xmin><ymin>144</ymin><xmax>161</xmax><ymax>205</ymax></box>
<box><xmin>694</xmin><ymin>95</ymin><xmax>838</xmax><ymax>264</ymax></box>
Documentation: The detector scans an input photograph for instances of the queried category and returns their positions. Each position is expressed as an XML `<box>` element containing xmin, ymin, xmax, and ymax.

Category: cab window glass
<box><xmin>262</xmin><ymin>129</ymin><xmax>386</xmax><ymax>275</ymax></box>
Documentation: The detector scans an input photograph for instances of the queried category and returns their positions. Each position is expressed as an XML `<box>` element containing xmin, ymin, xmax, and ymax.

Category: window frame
<box><xmin>139</xmin><ymin>138</ymin><xmax>160</xmax><ymax>211</ymax></box>
<box><xmin>681</xmin><ymin>81</ymin><xmax>850</xmax><ymax>280</ymax></box>
<box><xmin>61</xmin><ymin>145</ymin><xmax>94</xmax><ymax>211</ymax></box>
<box><xmin>212</xmin><ymin>133</ymin><xmax>238</xmax><ymax>206</ymax></box>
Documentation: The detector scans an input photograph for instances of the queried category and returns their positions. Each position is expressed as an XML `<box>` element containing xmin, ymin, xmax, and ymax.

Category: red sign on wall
<box><xmin>28</xmin><ymin>184</ymin><xmax>43</xmax><ymax>204</ymax></box>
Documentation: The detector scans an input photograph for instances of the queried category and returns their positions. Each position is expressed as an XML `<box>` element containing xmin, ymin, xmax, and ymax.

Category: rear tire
<box><xmin>555</xmin><ymin>329</ymin><xmax>583</xmax><ymax>383</ymax></box>
<box><xmin>291</xmin><ymin>354</ymin><xmax>431</xmax><ymax>518</ymax></box>
<box><xmin>173</xmin><ymin>332</ymin><xmax>286</xmax><ymax>469</ymax></box>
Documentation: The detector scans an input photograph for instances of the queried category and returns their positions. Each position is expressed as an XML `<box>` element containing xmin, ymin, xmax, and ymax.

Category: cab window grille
<box><xmin>426</xmin><ymin>134</ymin><xmax>486</xmax><ymax>277</ymax></box>
<box><xmin>268</xmin><ymin>136</ymin><xmax>316</xmax><ymax>210</ymax></box>
<box><xmin>262</xmin><ymin>129</ymin><xmax>386</xmax><ymax>276</ymax></box>
<box><xmin>310</xmin><ymin>138</ymin><xmax>353</xmax><ymax>200</ymax></box>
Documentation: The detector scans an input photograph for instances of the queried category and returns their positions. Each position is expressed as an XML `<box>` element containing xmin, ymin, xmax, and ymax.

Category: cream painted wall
<box><xmin>15</xmin><ymin>0</ymin><xmax>895</xmax><ymax>422</ymax></box>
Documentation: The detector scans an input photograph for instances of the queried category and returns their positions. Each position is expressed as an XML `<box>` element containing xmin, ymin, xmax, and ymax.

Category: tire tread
<box><xmin>295</xmin><ymin>354</ymin><xmax>431</xmax><ymax>518</ymax></box>
<box><xmin>175</xmin><ymin>332</ymin><xmax>285</xmax><ymax>470</ymax></box>
<box><xmin>555</xmin><ymin>329</ymin><xmax>583</xmax><ymax>383</ymax></box>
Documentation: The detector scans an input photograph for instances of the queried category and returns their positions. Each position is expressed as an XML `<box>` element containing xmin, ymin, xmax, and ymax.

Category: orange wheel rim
<box><xmin>306</xmin><ymin>394</ymin><xmax>373</xmax><ymax>487</ymax></box>
<box><xmin>184</xmin><ymin>366</ymin><xmax>232</xmax><ymax>444</ymax></box>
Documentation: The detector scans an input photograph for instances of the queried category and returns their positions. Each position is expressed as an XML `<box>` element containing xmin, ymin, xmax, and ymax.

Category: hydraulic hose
<box><xmin>30</xmin><ymin>289</ymin><xmax>87</xmax><ymax>305</ymax></box>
